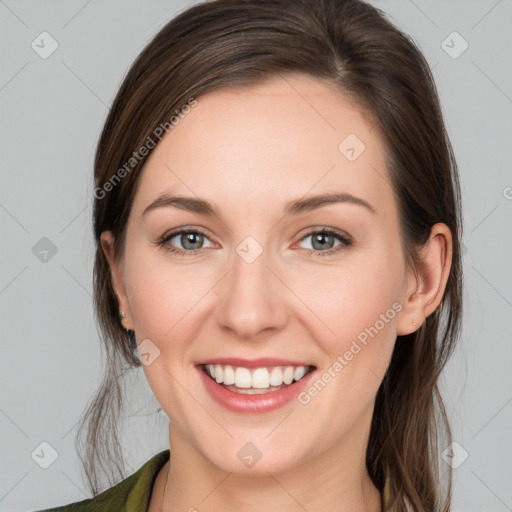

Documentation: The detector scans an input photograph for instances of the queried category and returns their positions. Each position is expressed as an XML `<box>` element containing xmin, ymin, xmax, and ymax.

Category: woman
<box><xmin>36</xmin><ymin>0</ymin><xmax>463</xmax><ymax>510</ymax></box>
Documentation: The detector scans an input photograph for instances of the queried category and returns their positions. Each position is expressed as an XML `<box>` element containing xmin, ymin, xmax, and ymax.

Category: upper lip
<box><xmin>196</xmin><ymin>357</ymin><xmax>315</xmax><ymax>369</ymax></box>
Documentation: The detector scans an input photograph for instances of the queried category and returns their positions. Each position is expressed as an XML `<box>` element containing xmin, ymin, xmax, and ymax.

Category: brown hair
<box><xmin>77</xmin><ymin>1</ymin><xmax>464</xmax><ymax>510</ymax></box>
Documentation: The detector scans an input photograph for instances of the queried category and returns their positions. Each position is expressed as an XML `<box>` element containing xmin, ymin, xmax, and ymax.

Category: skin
<box><xmin>101</xmin><ymin>74</ymin><xmax>452</xmax><ymax>512</ymax></box>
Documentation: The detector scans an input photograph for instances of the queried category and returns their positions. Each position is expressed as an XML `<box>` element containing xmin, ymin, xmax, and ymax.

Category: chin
<box><xmin>198</xmin><ymin>437</ymin><xmax>307</xmax><ymax>477</ymax></box>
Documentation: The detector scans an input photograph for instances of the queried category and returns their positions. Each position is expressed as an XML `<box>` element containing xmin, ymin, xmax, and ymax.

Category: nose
<box><xmin>215</xmin><ymin>246</ymin><xmax>288</xmax><ymax>340</ymax></box>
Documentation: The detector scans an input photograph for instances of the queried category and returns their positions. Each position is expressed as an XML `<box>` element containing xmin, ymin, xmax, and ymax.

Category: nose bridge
<box><xmin>215</xmin><ymin>235</ymin><xmax>287</xmax><ymax>339</ymax></box>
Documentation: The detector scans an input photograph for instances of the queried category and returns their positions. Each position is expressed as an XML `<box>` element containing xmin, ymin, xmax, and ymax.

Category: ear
<box><xmin>397</xmin><ymin>223</ymin><xmax>453</xmax><ymax>335</ymax></box>
<box><xmin>100</xmin><ymin>231</ymin><xmax>133</xmax><ymax>330</ymax></box>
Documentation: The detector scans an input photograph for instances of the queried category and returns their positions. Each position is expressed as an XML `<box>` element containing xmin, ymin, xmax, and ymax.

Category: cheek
<box><xmin>294</xmin><ymin>252</ymin><xmax>403</xmax><ymax>340</ymax></box>
<box><xmin>124</xmin><ymin>249</ymin><xmax>213</xmax><ymax>417</ymax></box>
<box><xmin>289</xmin><ymin>266</ymin><xmax>401</xmax><ymax>438</ymax></box>
<box><xmin>289</xmin><ymin>245</ymin><xmax>404</xmax><ymax>388</ymax></box>
<box><xmin>124</xmin><ymin>246</ymin><xmax>214</xmax><ymax>341</ymax></box>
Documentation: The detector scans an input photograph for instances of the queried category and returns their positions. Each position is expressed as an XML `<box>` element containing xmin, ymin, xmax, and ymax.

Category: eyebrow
<box><xmin>142</xmin><ymin>191</ymin><xmax>376</xmax><ymax>217</ymax></box>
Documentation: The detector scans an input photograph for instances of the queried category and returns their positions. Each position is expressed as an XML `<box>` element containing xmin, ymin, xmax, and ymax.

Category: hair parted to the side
<box><xmin>75</xmin><ymin>1</ymin><xmax>463</xmax><ymax>510</ymax></box>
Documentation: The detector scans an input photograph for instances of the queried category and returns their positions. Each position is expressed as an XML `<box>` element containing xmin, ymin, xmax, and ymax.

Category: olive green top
<box><xmin>34</xmin><ymin>449</ymin><xmax>393</xmax><ymax>511</ymax></box>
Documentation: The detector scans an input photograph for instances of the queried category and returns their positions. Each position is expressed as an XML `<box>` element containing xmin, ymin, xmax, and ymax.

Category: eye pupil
<box><xmin>182</xmin><ymin>232</ymin><xmax>203</xmax><ymax>250</ymax></box>
<box><xmin>312</xmin><ymin>233</ymin><xmax>334</xmax><ymax>250</ymax></box>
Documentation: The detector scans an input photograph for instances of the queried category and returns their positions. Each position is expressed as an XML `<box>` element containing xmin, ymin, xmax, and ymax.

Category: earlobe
<box><xmin>396</xmin><ymin>289</ymin><xmax>423</xmax><ymax>336</ymax></box>
<box><xmin>100</xmin><ymin>231</ymin><xmax>134</xmax><ymax>330</ymax></box>
<box><xmin>396</xmin><ymin>223</ymin><xmax>452</xmax><ymax>336</ymax></box>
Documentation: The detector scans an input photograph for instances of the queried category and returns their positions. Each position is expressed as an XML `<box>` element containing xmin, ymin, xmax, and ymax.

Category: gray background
<box><xmin>1</xmin><ymin>1</ymin><xmax>511</xmax><ymax>511</ymax></box>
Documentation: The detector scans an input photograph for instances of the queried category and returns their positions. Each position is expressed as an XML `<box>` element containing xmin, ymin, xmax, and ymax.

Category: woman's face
<box><xmin>104</xmin><ymin>74</ymin><xmax>422</xmax><ymax>477</ymax></box>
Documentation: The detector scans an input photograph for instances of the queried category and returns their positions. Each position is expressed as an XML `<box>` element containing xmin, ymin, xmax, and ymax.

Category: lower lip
<box><xmin>197</xmin><ymin>366</ymin><xmax>316</xmax><ymax>414</ymax></box>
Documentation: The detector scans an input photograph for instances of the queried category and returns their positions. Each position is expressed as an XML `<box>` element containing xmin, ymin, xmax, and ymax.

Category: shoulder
<box><xmin>33</xmin><ymin>449</ymin><xmax>170</xmax><ymax>512</ymax></box>
<box><xmin>382</xmin><ymin>476</ymin><xmax>415</xmax><ymax>512</ymax></box>
<box><xmin>382</xmin><ymin>476</ymin><xmax>394</xmax><ymax>512</ymax></box>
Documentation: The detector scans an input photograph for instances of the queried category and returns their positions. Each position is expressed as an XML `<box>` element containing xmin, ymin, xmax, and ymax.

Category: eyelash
<box><xmin>155</xmin><ymin>227</ymin><xmax>352</xmax><ymax>258</ymax></box>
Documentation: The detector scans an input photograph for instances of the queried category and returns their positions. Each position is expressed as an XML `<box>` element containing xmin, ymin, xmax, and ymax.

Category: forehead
<box><xmin>132</xmin><ymin>75</ymin><xmax>393</xmax><ymax>219</ymax></box>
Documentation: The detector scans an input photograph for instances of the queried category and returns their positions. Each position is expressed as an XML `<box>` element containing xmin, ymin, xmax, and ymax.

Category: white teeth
<box><xmin>234</xmin><ymin>367</ymin><xmax>252</xmax><ymax>388</ymax></box>
<box><xmin>294</xmin><ymin>366</ymin><xmax>307</xmax><ymax>381</ymax></box>
<box><xmin>214</xmin><ymin>364</ymin><xmax>223</xmax><ymax>383</ymax></box>
<box><xmin>269</xmin><ymin>367</ymin><xmax>284</xmax><ymax>386</ymax></box>
<box><xmin>252</xmin><ymin>368</ymin><xmax>270</xmax><ymax>389</ymax></box>
<box><xmin>223</xmin><ymin>365</ymin><xmax>235</xmax><ymax>385</ymax></box>
<box><xmin>204</xmin><ymin>364</ymin><xmax>311</xmax><ymax>389</ymax></box>
<box><xmin>283</xmin><ymin>366</ymin><xmax>294</xmax><ymax>385</ymax></box>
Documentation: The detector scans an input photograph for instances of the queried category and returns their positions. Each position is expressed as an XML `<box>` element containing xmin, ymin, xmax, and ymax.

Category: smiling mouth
<box><xmin>199</xmin><ymin>363</ymin><xmax>316</xmax><ymax>395</ymax></box>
